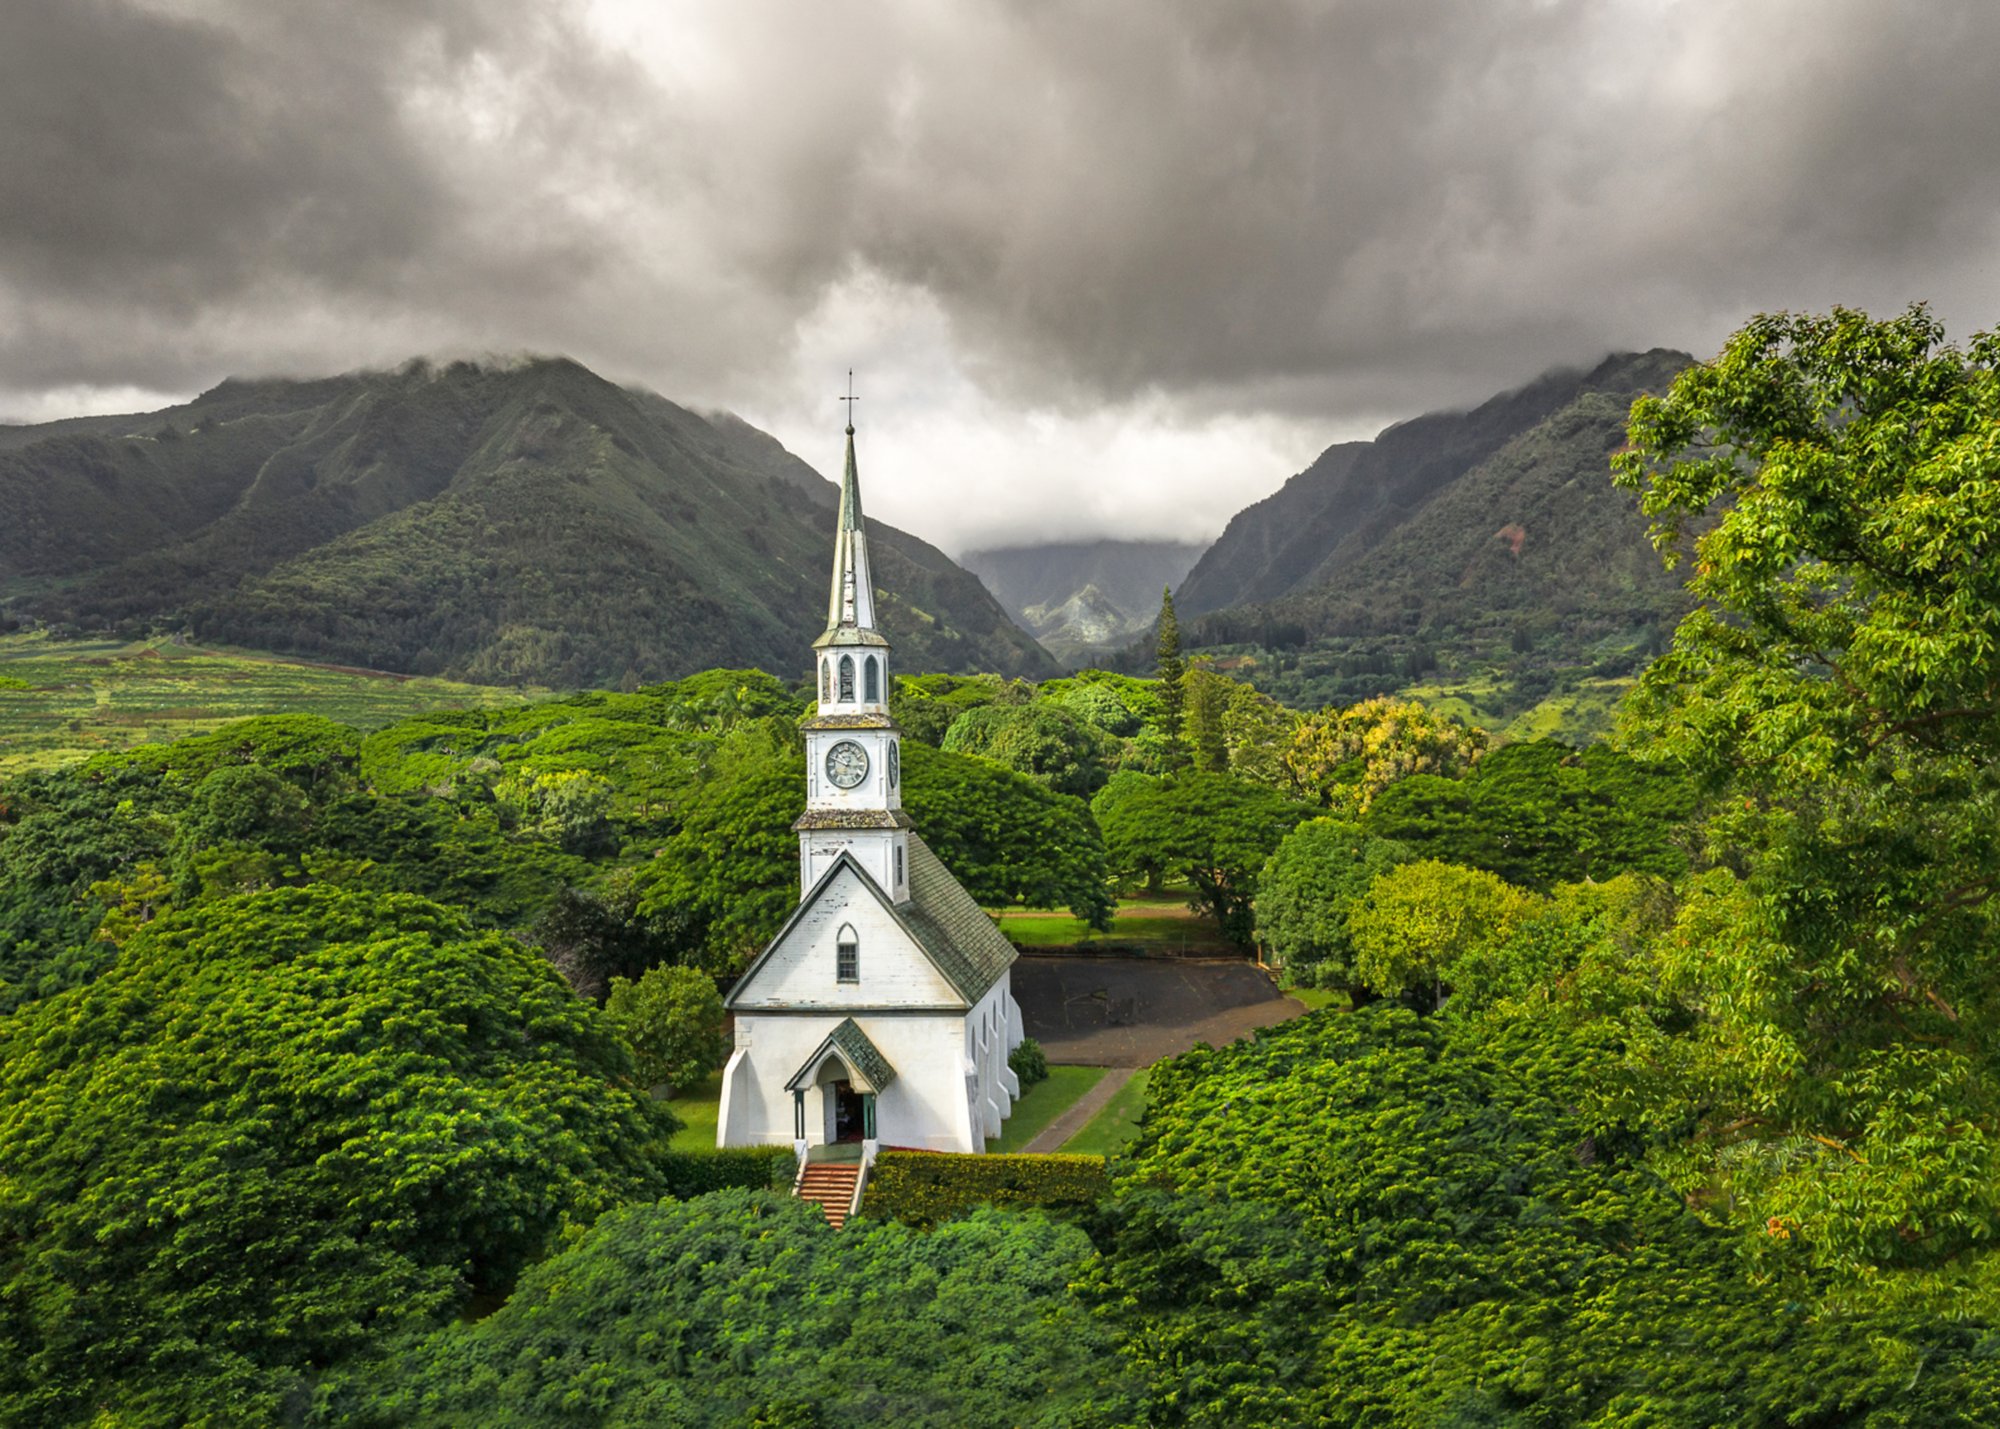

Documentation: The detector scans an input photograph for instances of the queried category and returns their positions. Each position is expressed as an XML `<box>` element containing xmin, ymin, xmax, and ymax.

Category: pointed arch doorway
<box><xmin>784</xmin><ymin>1017</ymin><xmax>895</xmax><ymax>1152</ymax></box>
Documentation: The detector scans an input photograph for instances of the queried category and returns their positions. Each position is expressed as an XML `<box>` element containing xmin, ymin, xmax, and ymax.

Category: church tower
<box><xmin>796</xmin><ymin>418</ymin><xmax>909</xmax><ymax>902</ymax></box>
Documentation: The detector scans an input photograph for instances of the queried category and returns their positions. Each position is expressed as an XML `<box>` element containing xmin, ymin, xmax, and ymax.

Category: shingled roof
<box><xmin>786</xmin><ymin>1017</ymin><xmax>897</xmax><ymax>1094</ymax></box>
<box><xmin>725</xmin><ymin>838</ymin><xmax>1018</xmax><ymax>1011</ymax></box>
<box><xmin>899</xmin><ymin>832</ymin><xmax>1017</xmax><ymax>1003</ymax></box>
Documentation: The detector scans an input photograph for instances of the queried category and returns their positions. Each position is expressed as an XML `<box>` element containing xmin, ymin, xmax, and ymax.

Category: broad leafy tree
<box><xmin>1613</xmin><ymin>306</ymin><xmax>2000</xmax><ymax>1302</ymax></box>
<box><xmin>314</xmin><ymin>1193</ymin><xmax>1138</xmax><ymax>1428</ymax></box>
<box><xmin>940</xmin><ymin>701</ymin><xmax>1118</xmax><ymax>796</ymax></box>
<box><xmin>1082</xmin><ymin>1005</ymin><xmax>2000</xmax><ymax>1427</ymax></box>
<box><xmin>1091</xmin><ymin>771</ymin><xmax>1307</xmax><ymax>944</ymax></box>
<box><xmin>1283</xmin><ymin>695</ymin><xmax>1485</xmax><ymax>816</ymax></box>
<box><xmin>639</xmin><ymin>737</ymin><xmax>1113</xmax><ymax>950</ymax></box>
<box><xmin>1345</xmin><ymin>858</ymin><xmax>1538</xmax><ymax>1008</ymax></box>
<box><xmin>1362</xmin><ymin>740</ymin><xmax>1692</xmax><ymax>891</ymax></box>
<box><xmin>604</xmin><ymin>963</ymin><xmax>730</xmax><ymax>1093</ymax></box>
<box><xmin>0</xmin><ymin>885</ymin><xmax>673</xmax><ymax>1425</ymax></box>
<box><xmin>1254</xmin><ymin>818</ymin><xmax>1413</xmax><ymax>994</ymax></box>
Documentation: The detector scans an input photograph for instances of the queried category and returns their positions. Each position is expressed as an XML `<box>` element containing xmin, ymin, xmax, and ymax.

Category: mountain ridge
<box><xmin>1176</xmin><ymin>350</ymin><xmax>1691</xmax><ymax>618</ymax></box>
<box><xmin>0</xmin><ymin>358</ymin><xmax>1057</xmax><ymax>687</ymax></box>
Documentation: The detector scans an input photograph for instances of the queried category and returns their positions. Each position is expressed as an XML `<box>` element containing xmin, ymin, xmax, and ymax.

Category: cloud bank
<box><xmin>7</xmin><ymin>0</ymin><xmax>2000</xmax><ymax>547</ymax></box>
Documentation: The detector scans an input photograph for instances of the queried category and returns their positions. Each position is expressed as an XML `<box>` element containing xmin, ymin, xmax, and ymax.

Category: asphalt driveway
<box><xmin>1012</xmin><ymin>954</ymin><xmax>1308</xmax><ymax>1067</ymax></box>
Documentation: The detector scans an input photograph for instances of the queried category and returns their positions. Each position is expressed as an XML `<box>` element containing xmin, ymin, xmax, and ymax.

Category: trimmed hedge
<box><xmin>659</xmin><ymin>1147</ymin><xmax>796</xmax><ymax>1199</ymax></box>
<box><xmin>862</xmin><ymin>1151</ymin><xmax>1109</xmax><ymax>1227</ymax></box>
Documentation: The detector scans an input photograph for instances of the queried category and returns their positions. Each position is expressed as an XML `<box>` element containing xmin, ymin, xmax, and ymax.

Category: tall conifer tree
<box><xmin>1155</xmin><ymin>585</ymin><xmax>1187</xmax><ymax>769</ymax></box>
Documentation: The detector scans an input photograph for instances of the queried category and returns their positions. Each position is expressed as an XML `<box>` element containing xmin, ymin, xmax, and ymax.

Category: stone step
<box><xmin>796</xmin><ymin>1163</ymin><xmax>861</xmax><ymax>1228</ymax></box>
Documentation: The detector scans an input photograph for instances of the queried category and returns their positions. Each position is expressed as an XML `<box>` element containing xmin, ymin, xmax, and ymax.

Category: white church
<box><xmin>716</xmin><ymin>418</ymin><xmax>1026</xmax><ymax>1167</ymax></box>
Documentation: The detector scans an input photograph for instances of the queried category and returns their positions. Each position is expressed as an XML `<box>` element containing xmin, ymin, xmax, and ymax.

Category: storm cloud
<box><xmin>7</xmin><ymin>0</ymin><xmax>2000</xmax><ymax>547</ymax></box>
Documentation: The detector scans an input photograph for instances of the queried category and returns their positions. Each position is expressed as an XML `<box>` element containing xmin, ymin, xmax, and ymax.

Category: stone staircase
<box><xmin>796</xmin><ymin>1160</ymin><xmax>862</xmax><ymax>1228</ymax></box>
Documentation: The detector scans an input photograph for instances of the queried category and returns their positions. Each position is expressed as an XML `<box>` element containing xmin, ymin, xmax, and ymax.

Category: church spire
<box><xmin>823</xmin><ymin>393</ymin><xmax>878</xmax><ymax>634</ymax></box>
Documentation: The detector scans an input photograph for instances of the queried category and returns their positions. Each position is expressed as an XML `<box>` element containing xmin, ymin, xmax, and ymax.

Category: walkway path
<box><xmin>1023</xmin><ymin>1067</ymin><xmax>1133</xmax><ymax>1154</ymax></box>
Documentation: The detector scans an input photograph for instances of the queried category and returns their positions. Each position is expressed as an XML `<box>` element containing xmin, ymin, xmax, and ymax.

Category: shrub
<box><xmin>863</xmin><ymin>1151</ymin><xmax>1108</xmax><ymax>1228</ymax></box>
<box><xmin>1008</xmin><ymin>1036</ymin><xmax>1050</xmax><ymax>1088</ymax></box>
<box><xmin>605</xmin><ymin>963</ymin><xmax>730</xmax><ymax>1093</ymax></box>
<box><xmin>658</xmin><ymin>1147</ymin><xmax>797</xmax><ymax>1199</ymax></box>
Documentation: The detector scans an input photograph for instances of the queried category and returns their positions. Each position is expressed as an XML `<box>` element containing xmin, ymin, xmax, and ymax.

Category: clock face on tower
<box><xmin>825</xmin><ymin>739</ymin><xmax>870</xmax><ymax>789</ymax></box>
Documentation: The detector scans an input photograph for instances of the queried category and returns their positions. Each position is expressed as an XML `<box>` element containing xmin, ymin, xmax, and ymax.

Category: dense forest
<box><xmin>4</xmin><ymin>309</ymin><xmax>2000</xmax><ymax>1424</ymax></box>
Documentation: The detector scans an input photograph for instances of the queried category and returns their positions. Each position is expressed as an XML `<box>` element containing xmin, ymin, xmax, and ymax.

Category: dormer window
<box><xmin>838</xmin><ymin>655</ymin><xmax>855</xmax><ymax>702</ymax></box>
<box><xmin>836</xmin><ymin>925</ymin><xmax>859</xmax><ymax>983</ymax></box>
<box><xmin>864</xmin><ymin>655</ymin><xmax>880</xmax><ymax>703</ymax></box>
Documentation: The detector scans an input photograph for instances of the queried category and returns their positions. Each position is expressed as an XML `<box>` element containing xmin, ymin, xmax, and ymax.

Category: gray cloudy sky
<box><xmin>7</xmin><ymin>0</ymin><xmax>2000</xmax><ymax>552</ymax></box>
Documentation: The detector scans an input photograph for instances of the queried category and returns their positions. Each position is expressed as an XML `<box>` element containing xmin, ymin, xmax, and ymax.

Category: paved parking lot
<box><xmin>1011</xmin><ymin>954</ymin><xmax>1308</xmax><ymax>1067</ymax></box>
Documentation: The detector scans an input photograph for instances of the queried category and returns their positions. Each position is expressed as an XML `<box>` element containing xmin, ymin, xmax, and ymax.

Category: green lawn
<box><xmin>0</xmin><ymin>632</ymin><xmax>534</xmax><ymax>775</ymax></box>
<box><xmin>1060</xmin><ymin>1068</ymin><xmax>1151</xmax><ymax>1157</ymax></box>
<box><xmin>665</xmin><ymin>1073</ymin><xmax>723</xmax><ymax>1151</ymax></box>
<box><xmin>1283</xmin><ymin>983</ymin><xmax>1347</xmax><ymax>1012</ymax></box>
<box><xmin>993</xmin><ymin>892</ymin><xmax>1229</xmax><ymax>952</ymax></box>
<box><xmin>986</xmin><ymin>1065</ymin><xmax>1108</xmax><ymax>1154</ymax></box>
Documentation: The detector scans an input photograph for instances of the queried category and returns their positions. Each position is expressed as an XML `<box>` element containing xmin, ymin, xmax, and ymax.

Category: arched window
<box><xmin>819</xmin><ymin>658</ymin><xmax>831</xmax><ymax>704</ymax></box>
<box><xmin>836</xmin><ymin>924</ymin><xmax>859</xmax><ymax>983</ymax></box>
<box><xmin>894</xmin><ymin>843</ymin><xmax>904</xmax><ymax>889</ymax></box>
<box><xmin>864</xmin><ymin>654</ymin><xmax>880</xmax><ymax>703</ymax></box>
<box><xmin>838</xmin><ymin>655</ymin><xmax>855</xmax><ymax>702</ymax></box>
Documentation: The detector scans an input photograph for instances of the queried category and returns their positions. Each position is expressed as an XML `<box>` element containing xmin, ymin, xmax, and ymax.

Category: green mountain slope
<box><xmin>1164</xmin><ymin>350</ymin><xmax>1695</xmax><ymax>718</ymax></box>
<box><xmin>0</xmin><ymin>360</ymin><xmax>1056</xmax><ymax>687</ymax></box>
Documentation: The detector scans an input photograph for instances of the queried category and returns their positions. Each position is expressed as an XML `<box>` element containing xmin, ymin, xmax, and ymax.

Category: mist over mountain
<box><xmin>960</xmin><ymin>539</ymin><xmax>1207</xmax><ymax>664</ymax></box>
<box><xmin>0</xmin><ymin>358</ymin><xmax>1057</xmax><ymax>687</ymax></box>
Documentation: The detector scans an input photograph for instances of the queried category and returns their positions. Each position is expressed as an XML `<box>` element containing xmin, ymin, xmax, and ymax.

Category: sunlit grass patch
<box><xmin>986</xmin><ymin>1065</ymin><xmax>1108</xmax><ymax>1153</ymax></box>
<box><xmin>1060</xmin><ymin>1068</ymin><xmax>1151</xmax><ymax>1157</ymax></box>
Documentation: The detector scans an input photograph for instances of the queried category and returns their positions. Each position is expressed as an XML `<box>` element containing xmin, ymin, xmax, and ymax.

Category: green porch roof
<box><xmin>786</xmin><ymin>1017</ymin><xmax>898</xmax><ymax>1095</ymax></box>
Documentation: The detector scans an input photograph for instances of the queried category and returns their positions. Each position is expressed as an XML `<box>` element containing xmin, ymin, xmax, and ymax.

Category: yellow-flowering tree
<box><xmin>1283</xmin><ymin>696</ymin><xmax>1486</xmax><ymax>816</ymax></box>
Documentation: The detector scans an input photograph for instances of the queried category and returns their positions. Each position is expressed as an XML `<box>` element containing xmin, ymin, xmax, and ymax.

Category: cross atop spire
<box><xmin>839</xmin><ymin>369</ymin><xmax>858</xmax><ymax>435</ymax></box>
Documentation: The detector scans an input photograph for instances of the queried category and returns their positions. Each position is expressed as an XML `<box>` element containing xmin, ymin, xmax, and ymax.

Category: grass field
<box><xmin>1060</xmin><ymin>1068</ymin><xmax>1151</xmax><ymax>1156</ymax></box>
<box><xmin>0</xmin><ymin>632</ymin><xmax>533</xmax><ymax>775</ymax></box>
<box><xmin>665</xmin><ymin>1072</ymin><xmax>724</xmax><ymax>1152</ymax></box>
<box><xmin>986</xmin><ymin>1065</ymin><xmax>1108</xmax><ymax>1153</ymax></box>
<box><xmin>994</xmin><ymin>892</ymin><xmax>1229</xmax><ymax>951</ymax></box>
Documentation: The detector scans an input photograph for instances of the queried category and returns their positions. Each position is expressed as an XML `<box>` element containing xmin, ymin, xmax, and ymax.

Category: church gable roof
<box><xmin>725</xmin><ymin>853</ymin><xmax>964</xmax><ymax>1011</ymax></box>
<box><xmin>725</xmin><ymin>843</ymin><xmax>1016</xmax><ymax>1011</ymax></box>
<box><xmin>900</xmin><ymin>833</ymin><xmax>1017</xmax><ymax>1002</ymax></box>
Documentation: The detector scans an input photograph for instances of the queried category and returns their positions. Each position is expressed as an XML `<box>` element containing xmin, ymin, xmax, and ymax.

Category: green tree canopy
<box><xmin>1091</xmin><ymin>772</ymin><xmax>1307</xmax><ymax>943</ymax></box>
<box><xmin>1613</xmin><ymin>306</ymin><xmax>2000</xmax><ymax>1303</ymax></box>
<box><xmin>1362</xmin><ymin>740</ymin><xmax>1693</xmax><ymax>891</ymax></box>
<box><xmin>940</xmin><ymin>701</ymin><xmax>1118</xmax><ymax>796</ymax></box>
<box><xmin>604</xmin><ymin>963</ymin><xmax>729</xmax><ymax>1093</ymax></box>
<box><xmin>1254</xmin><ymin>818</ymin><xmax>1413</xmax><ymax>993</ymax></box>
<box><xmin>1346</xmin><ymin>858</ymin><xmax>1539</xmax><ymax>1008</ymax></box>
<box><xmin>1283</xmin><ymin>695</ymin><xmax>1486</xmax><ymax>816</ymax></box>
<box><xmin>314</xmin><ymin>1193</ymin><xmax>1138</xmax><ymax>1428</ymax></box>
<box><xmin>1081</xmin><ymin>1004</ymin><xmax>2000</xmax><ymax>1427</ymax></box>
<box><xmin>639</xmin><ymin>736</ymin><xmax>1113</xmax><ymax>951</ymax></box>
<box><xmin>0</xmin><ymin>885</ymin><xmax>672</xmax><ymax>1425</ymax></box>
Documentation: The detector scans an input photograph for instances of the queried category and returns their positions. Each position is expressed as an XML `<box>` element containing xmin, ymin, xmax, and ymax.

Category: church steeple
<box><xmin>799</xmin><ymin>391</ymin><xmax>906</xmax><ymax>902</ymax></box>
<box><xmin>824</xmin><ymin>423</ymin><xmax>879</xmax><ymax>633</ymax></box>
